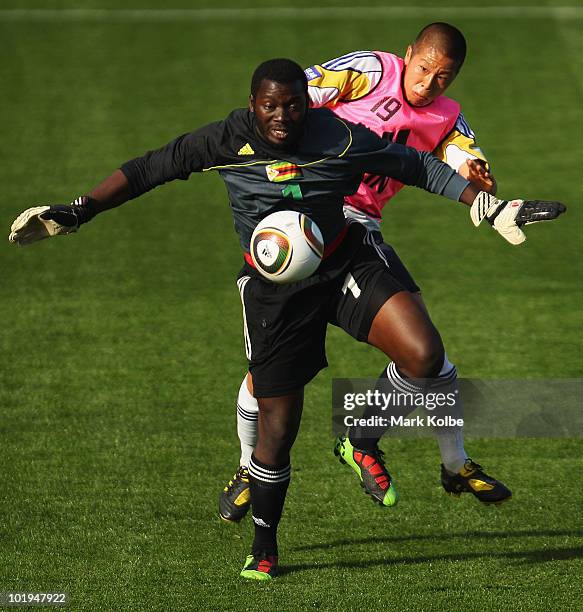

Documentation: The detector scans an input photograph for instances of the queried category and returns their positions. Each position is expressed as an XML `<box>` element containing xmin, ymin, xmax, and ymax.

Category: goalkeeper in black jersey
<box><xmin>9</xmin><ymin>58</ymin><xmax>565</xmax><ymax>581</ymax></box>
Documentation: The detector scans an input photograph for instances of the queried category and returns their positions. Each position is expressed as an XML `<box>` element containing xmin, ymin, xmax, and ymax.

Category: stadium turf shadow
<box><xmin>292</xmin><ymin>528</ymin><xmax>583</xmax><ymax>551</ymax></box>
<box><xmin>278</xmin><ymin>546</ymin><xmax>583</xmax><ymax>576</ymax></box>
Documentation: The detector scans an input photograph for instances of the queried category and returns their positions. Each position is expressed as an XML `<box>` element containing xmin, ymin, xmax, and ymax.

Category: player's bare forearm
<box><xmin>88</xmin><ymin>169</ymin><xmax>133</xmax><ymax>214</ymax></box>
<box><xmin>459</xmin><ymin>183</ymin><xmax>481</xmax><ymax>206</ymax></box>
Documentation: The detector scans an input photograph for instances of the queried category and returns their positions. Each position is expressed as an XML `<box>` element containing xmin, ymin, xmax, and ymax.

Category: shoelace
<box><xmin>226</xmin><ymin>468</ymin><xmax>249</xmax><ymax>491</ymax></box>
<box><xmin>464</xmin><ymin>459</ymin><xmax>482</xmax><ymax>473</ymax></box>
<box><xmin>461</xmin><ymin>460</ymin><xmax>498</xmax><ymax>485</ymax></box>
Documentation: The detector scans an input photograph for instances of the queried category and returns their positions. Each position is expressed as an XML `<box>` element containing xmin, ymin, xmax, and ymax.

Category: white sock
<box><xmin>236</xmin><ymin>375</ymin><xmax>258</xmax><ymax>468</ymax></box>
<box><xmin>433</xmin><ymin>355</ymin><xmax>468</xmax><ymax>474</ymax></box>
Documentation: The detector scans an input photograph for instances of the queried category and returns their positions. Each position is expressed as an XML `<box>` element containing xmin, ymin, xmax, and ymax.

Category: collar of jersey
<box><xmin>202</xmin><ymin>109</ymin><xmax>353</xmax><ymax>172</ymax></box>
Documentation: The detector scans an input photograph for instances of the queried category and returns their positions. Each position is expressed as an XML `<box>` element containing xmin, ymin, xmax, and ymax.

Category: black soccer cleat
<box><xmin>441</xmin><ymin>459</ymin><xmax>512</xmax><ymax>505</ymax></box>
<box><xmin>219</xmin><ymin>466</ymin><xmax>251</xmax><ymax>522</ymax></box>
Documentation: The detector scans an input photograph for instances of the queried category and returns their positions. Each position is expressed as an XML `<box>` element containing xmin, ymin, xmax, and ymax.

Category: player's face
<box><xmin>250</xmin><ymin>79</ymin><xmax>308</xmax><ymax>149</ymax></box>
<box><xmin>403</xmin><ymin>44</ymin><xmax>459</xmax><ymax>107</ymax></box>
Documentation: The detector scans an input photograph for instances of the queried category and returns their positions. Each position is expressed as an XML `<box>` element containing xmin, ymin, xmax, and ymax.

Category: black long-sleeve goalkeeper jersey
<box><xmin>120</xmin><ymin>107</ymin><xmax>469</xmax><ymax>251</ymax></box>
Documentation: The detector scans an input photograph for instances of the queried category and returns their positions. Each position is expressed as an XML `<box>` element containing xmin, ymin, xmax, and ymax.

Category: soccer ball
<box><xmin>250</xmin><ymin>211</ymin><xmax>324</xmax><ymax>283</ymax></box>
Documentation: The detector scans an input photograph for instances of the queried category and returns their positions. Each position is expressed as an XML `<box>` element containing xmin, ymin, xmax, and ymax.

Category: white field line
<box><xmin>0</xmin><ymin>7</ymin><xmax>583</xmax><ymax>22</ymax></box>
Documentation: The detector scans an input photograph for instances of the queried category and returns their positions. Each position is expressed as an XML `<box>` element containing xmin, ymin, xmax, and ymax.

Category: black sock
<box><xmin>348</xmin><ymin>364</ymin><xmax>389</xmax><ymax>450</ymax></box>
<box><xmin>349</xmin><ymin>363</ymin><xmax>423</xmax><ymax>450</ymax></box>
<box><xmin>248</xmin><ymin>454</ymin><xmax>291</xmax><ymax>556</ymax></box>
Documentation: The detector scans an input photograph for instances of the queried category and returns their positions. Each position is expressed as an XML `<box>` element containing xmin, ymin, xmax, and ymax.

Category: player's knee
<box><xmin>400</xmin><ymin>337</ymin><xmax>444</xmax><ymax>379</ymax></box>
<box><xmin>255</xmin><ymin>392</ymin><xmax>303</xmax><ymax>463</ymax></box>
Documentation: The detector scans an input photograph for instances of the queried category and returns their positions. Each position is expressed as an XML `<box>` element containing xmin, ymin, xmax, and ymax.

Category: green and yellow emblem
<box><xmin>266</xmin><ymin>162</ymin><xmax>302</xmax><ymax>182</ymax></box>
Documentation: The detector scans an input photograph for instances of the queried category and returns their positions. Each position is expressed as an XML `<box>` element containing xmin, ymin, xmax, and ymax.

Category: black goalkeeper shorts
<box><xmin>237</xmin><ymin>223</ymin><xmax>419</xmax><ymax>397</ymax></box>
<box><xmin>369</xmin><ymin>230</ymin><xmax>420</xmax><ymax>294</ymax></box>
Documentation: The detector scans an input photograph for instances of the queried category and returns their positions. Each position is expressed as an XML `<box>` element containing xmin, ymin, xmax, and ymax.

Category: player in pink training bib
<box><xmin>307</xmin><ymin>45</ymin><xmax>494</xmax><ymax>229</ymax></box>
<box><xmin>220</xmin><ymin>23</ymin><xmax>511</xmax><ymax>526</ymax></box>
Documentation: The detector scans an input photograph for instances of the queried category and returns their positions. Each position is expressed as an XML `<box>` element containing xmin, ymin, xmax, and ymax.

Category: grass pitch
<box><xmin>1</xmin><ymin>1</ymin><xmax>582</xmax><ymax>610</ymax></box>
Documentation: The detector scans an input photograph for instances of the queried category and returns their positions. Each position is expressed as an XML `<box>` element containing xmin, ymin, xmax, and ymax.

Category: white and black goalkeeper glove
<box><xmin>8</xmin><ymin>196</ymin><xmax>97</xmax><ymax>246</ymax></box>
<box><xmin>470</xmin><ymin>191</ymin><xmax>566</xmax><ymax>245</ymax></box>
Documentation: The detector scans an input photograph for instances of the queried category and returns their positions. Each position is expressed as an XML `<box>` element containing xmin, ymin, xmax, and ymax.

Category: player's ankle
<box><xmin>348</xmin><ymin>435</ymin><xmax>379</xmax><ymax>450</ymax></box>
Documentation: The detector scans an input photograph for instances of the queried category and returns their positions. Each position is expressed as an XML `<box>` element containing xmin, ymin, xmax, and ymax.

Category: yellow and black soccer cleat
<box><xmin>441</xmin><ymin>459</ymin><xmax>512</xmax><ymax>505</ymax></box>
<box><xmin>219</xmin><ymin>466</ymin><xmax>251</xmax><ymax>522</ymax></box>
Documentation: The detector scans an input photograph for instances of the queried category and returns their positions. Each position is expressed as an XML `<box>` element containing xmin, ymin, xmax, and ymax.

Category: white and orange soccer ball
<box><xmin>250</xmin><ymin>211</ymin><xmax>324</xmax><ymax>283</ymax></box>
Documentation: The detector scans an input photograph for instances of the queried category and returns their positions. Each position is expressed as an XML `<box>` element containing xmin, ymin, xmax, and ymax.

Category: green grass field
<box><xmin>1</xmin><ymin>1</ymin><xmax>582</xmax><ymax>610</ymax></box>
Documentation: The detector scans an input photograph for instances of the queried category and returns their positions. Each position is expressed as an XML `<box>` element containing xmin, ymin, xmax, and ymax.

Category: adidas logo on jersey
<box><xmin>238</xmin><ymin>143</ymin><xmax>255</xmax><ymax>156</ymax></box>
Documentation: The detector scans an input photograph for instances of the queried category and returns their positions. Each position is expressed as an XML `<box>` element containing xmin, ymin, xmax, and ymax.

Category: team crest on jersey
<box><xmin>304</xmin><ymin>66</ymin><xmax>322</xmax><ymax>81</ymax></box>
<box><xmin>266</xmin><ymin>162</ymin><xmax>302</xmax><ymax>182</ymax></box>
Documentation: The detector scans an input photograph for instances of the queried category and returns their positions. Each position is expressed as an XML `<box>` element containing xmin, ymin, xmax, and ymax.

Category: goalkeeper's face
<box><xmin>403</xmin><ymin>43</ymin><xmax>459</xmax><ymax>107</ymax></box>
<box><xmin>250</xmin><ymin>79</ymin><xmax>308</xmax><ymax>150</ymax></box>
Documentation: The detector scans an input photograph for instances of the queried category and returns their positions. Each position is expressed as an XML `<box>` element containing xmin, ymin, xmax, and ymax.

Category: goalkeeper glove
<box><xmin>8</xmin><ymin>196</ymin><xmax>97</xmax><ymax>246</ymax></box>
<box><xmin>470</xmin><ymin>191</ymin><xmax>566</xmax><ymax>245</ymax></box>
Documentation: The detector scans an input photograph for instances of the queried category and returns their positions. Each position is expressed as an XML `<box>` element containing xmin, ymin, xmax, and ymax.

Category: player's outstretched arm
<box><xmin>9</xmin><ymin>120</ymin><xmax>226</xmax><ymax>246</ymax></box>
<box><xmin>416</xmin><ymin>156</ymin><xmax>565</xmax><ymax>246</ymax></box>
<box><xmin>8</xmin><ymin>170</ymin><xmax>132</xmax><ymax>246</ymax></box>
<box><xmin>352</xmin><ymin>129</ymin><xmax>567</xmax><ymax>247</ymax></box>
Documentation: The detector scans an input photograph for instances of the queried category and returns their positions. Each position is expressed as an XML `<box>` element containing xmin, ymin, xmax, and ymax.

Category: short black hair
<box><xmin>413</xmin><ymin>22</ymin><xmax>467</xmax><ymax>71</ymax></box>
<box><xmin>250</xmin><ymin>58</ymin><xmax>308</xmax><ymax>97</ymax></box>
